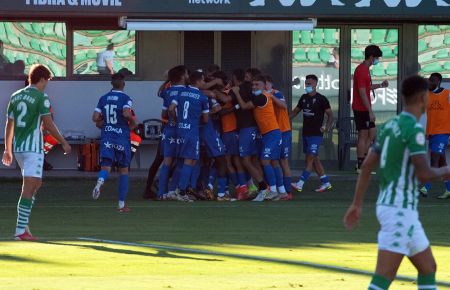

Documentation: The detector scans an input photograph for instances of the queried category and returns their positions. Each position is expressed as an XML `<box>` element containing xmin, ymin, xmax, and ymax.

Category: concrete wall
<box><xmin>0</xmin><ymin>80</ymin><xmax>163</xmax><ymax>170</ymax></box>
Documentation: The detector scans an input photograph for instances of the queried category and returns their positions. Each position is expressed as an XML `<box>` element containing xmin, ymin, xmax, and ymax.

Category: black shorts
<box><xmin>353</xmin><ymin>110</ymin><xmax>376</xmax><ymax>131</ymax></box>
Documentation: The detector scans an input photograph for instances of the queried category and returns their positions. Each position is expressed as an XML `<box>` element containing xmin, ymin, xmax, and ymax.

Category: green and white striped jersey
<box><xmin>6</xmin><ymin>86</ymin><xmax>51</xmax><ymax>154</ymax></box>
<box><xmin>373</xmin><ymin>112</ymin><xmax>427</xmax><ymax>211</ymax></box>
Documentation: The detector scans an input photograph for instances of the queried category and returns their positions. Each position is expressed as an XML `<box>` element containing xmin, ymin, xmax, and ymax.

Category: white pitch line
<box><xmin>0</xmin><ymin>204</ymin><xmax>446</xmax><ymax>209</ymax></box>
<box><xmin>77</xmin><ymin>237</ymin><xmax>450</xmax><ymax>287</ymax></box>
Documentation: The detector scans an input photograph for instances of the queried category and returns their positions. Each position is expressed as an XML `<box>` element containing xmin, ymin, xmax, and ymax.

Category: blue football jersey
<box><xmin>172</xmin><ymin>86</ymin><xmax>209</xmax><ymax>135</ymax></box>
<box><xmin>95</xmin><ymin>90</ymin><xmax>132</xmax><ymax>142</ymax></box>
<box><xmin>202</xmin><ymin>98</ymin><xmax>220</xmax><ymax>134</ymax></box>
<box><xmin>161</xmin><ymin>85</ymin><xmax>186</xmax><ymax>128</ymax></box>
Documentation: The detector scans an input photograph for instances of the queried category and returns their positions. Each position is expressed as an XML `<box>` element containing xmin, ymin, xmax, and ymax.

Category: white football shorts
<box><xmin>376</xmin><ymin>205</ymin><xmax>430</xmax><ymax>257</ymax></box>
<box><xmin>15</xmin><ymin>152</ymin><xmax>44</xmax><ymax>178</ymax></box>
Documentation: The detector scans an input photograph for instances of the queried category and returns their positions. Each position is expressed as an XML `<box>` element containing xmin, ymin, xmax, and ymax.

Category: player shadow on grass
<box><xmin>39</xmin><ymin>241</ymin><xmax>222</xmax><ymax>262</ymax></box>
<box><xmin>0</xmin><ymin>254</ymin><xmax>50</xmax><ymax>264</ymax></box>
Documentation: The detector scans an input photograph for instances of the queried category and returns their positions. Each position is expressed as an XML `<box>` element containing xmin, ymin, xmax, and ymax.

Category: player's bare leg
<box><xmin>368</xmin><ymin>250</ymin><xmax>404</xmax><ymax>289</ymax></box>
<box><xmin>356</xmin><ymin>129</ymin><xmax>369</xmax><ymax>171</ymax></box>
<box><xmin>408</xmin><ymin>247</ymin><xmax>438</xmax><ymax>289</ymax></box>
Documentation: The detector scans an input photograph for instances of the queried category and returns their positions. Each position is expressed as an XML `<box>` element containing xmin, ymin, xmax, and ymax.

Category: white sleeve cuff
<box><xmin>95</xmin><ymin>108</ymin><xmax>102</xmax><ymax>113</ymax></box>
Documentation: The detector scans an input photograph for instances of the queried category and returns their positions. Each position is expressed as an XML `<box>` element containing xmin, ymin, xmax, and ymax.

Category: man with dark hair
<box><xmin>168</xmin><ymin>70</ymin><xmax>210</xmax><ymax>202</ymax></box>
<box><xmin>420</xmin><ymin>72</ymin><xmax>450</xmax><ymax>198</ymax></box>
<box><xmin>353</xmin><ymin>44</ymin><xmax>389</xmax><ymax>172</ymax></box>
<box><xmin>231</xmin><ymin>69</ymin><xmax>268</xmax><ymax>199</ymax></box>
<box><xmin>157</xmin><ymin>65</ymin><xmax>189</xmax><ymax>200</ymax></box>
<box><xmin>3</xmin><ymin>64</ymin><xmax>71</xmax><ymax>240</ymax></box>
<box><xmin>344</xmin><ymin>75</ymin><xmax>450</xmax><ymax>290</ymax></box>
<box><xmin>291</xmin><ymin>74</ymin><xmax>334</xmax><ymax>193</ymax></box>
<box><xmin>233</xmin><ymin>74</ymin><xmax>281</xmax><ymax>201</ymax></box>
<box><xmin>265</xmin><ymin>75</ymin><xmax>293</xmax><ymax>200</ymax></box>
<box><xmin>245</xmin><ymin>68</ymin><xmax>261</xmax><ymax>82</ymax></box>
<box><xmin>91</xmin><ymin>72</ymin><xmax>136</xmax><ymax>212</ymax></box>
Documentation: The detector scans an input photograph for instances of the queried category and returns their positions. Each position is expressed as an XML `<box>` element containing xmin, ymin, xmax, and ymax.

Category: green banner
<box><xmin>0</xmin><ymin>0</ymin><xmax>448</xmax><ymax>18</ymax></box>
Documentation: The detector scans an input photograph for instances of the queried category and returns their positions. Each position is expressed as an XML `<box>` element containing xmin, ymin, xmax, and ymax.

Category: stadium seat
<box><xmin>40</xmin><ymin>42</ymin><xmax>50</xmax><ymax>54</ymax></box>
<box><xmin>31</xmin><ymin>23</ymin><xmax>44</xmax><ymax>36</ymax></box>
<box><xmin>43</xmin><ymin>23</ymin><xmax>56</xmax><ymax>37</ymax></box>
<box><xmin>30</xmin><ymin>38</ymin><xmax>41</xmax><ymax>51</ymax></box>
<box><xmin>27</xmin><ymin>54</ymin><xmax>37</xmax><ymax>66</ymax></box>
<box><xmin>293</xmin><ymin>31</ymin><xmax>300</xmax><ymax>46</ymax></box>
<box><xmin>19</xmin><ymin>23</ymin><xmax>34</xmax><ymax>35</ymax></box>
<box><xmin>116</xmin><ymin>45</ymin><xmax>130</xmax><ymax>58</ymax></box>
<box><xmin>4</xmin><ymin>50</ymin><xmax>15</xmax><ymax>62</ymax></box>
<box><xmin>5</xmin><ymin>23</ymin><xmax>20</xmax><ymax>47</ymax></box>
<box><xmin>425</xmin><ymin>25</ymin><xmax>440</xmax><ymax>33</ymax></box>
<box><xmin>445</xmin><ymin>34</ymin><xmax>450</xmax><ymax>45</ymax></box>
<box><xmin>435</xmin><ymin>49</ymin><xmax>448</xmax><ymax>59</ymax></box>
<box><xmin>0</xmin><ymin>24</ymin><xmax>7</xmax><ymax>43</ymax></box>
<box><xmin>294</xmin><ymin>48</ymin><xmax>307</xmax><ymax>62</ymax></box>
<box><xmin>91</xmin><ymin>35</ymin><xmax>109</xmax><ymax>47</ymax></box>
<box><xmin>418</xmin><ymin>52</ymin><xmax>434</xmax><ymax>63</ymax></box>
<box><xmin>386</xmin><ymin>63</ymin><xmax>397</xmax><ymax>76</ymax></box>
<box><xmin>74</xmin><ymin>52</ymin><xmax>87</xmax><ymax>64</ymax></box>
<box><xmin>422</xmin><ymin>62</ymin><xmax>443</xmax><ymax>73</ymax></box>
<box><xmin>324</xmin><ymin>29</ymin><xmax>337</xmax><ymax>45</ymax></box>
<box><xmin>355</xmin><ymin>29</ymin><xmax>370</xmax><ymax>45</ymax></box>
<box><xmin>418</xmin><ymin>26</ymin><xmax>426</xmax><ymax>36</ymax></box>
<box><xmin>372</xmin><ymin>64</ymin><xmax>386</xmax><ymax>77</ymax></box>
<box><xmin>386</xmin><ymin>29</ymin><xmax>398</xmax><ymax>43</ymax></box>
<box><xmin>393</xmin><ymin>46</ymin><xmax>398</xmax><ymax>56</ymax></box>
<box><xmin>18</xmin><ymin>34</ymin><xmax>31</xmax><ymax>49</ymax></box>
<box><xmin>418</xmin><ymin>39</ymin><xmax>428</xmax><ymax>52</ymax></box>
<box><xmin>439</xmin><ymin>25</ymin><xmax>450</xmax><ymax>31</ymax></box>
<box><xmin>300</xmin><ymin>30</ymin><xmax>312</xmax><ymax>45</ymax></box>
<box><xmin>444</xmin><ymin>61</ymin><xmax>450</xmax><ymax>71</ymax></box>
<box><xmin>129</xmin><ymin>46</ymin><xmax>136</xmax><ymax>57</ymax></box>
<box><xmin>125</xmin><ymin>61</ymin><xmax>135</xmax><ymax>72</ymax></box>
<box><xmin>351</xmin><ymin>48</ymin><xmax>364</xmax><ymax>60</ymax></box>
<box><xmin>313</xmin><ymin>28</ymin><xmax>324</xmax><ymax>45</ymax></box>
<box><xmin>49</xmin><ymin>42</ymin><xmax>64</xmax><ymax>60</ymax></box>
<box><xmin>307</xmin><ymin>49</ymin><xmax>321</xmax><ymax>63</ymax></box>
<box><xmin>351</xmin><ymin>63</ymin><xmax>357</xmax><ymax>74</ymax></box>
<box><xmin>86</xmin><ymin>50</ymin><xmax>97</xmax><ymax>60</ymax></box>
<box><xmin>429</xmin><ymin>35</ymin><xmax>444</xmax><ymax>48</ymax></box>
<box><xmin>74</xmin><ymin>33</ymin><xmax>91</xmax><ymax>47</ymax></box>
<box><xmin>55</xmin><ymin>23</ymin><xmax>66</xmax><ymax>40</ymax></box>
<box><xmin>319</xmin><ymin>48</ymin><xmax>331</xmax><ymax>63</ymax></box>
<box><xmin>371</xmin><ymin>29</ymin><xmax>387</xmax><ymax>44</ymax></box>
<box><xmin>112</xmin><ymin>31</ymin><xmax>129</xmax><ymax>44</ymax></box>
<box><xmin>381</xmin><ymin>46</ymin><xmax>395</xmax><ymax>59</ymax></box>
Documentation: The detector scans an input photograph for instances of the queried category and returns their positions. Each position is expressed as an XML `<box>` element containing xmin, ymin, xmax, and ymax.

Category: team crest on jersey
<box><xmin>416</xmin><ymin>132</ymin><xmax>425</xmax><ymax>145</ymax></box>
<box><xmin>44</xmin><ymin>99</ymin><xmax>51</xmax><ymax>108</ymax></box>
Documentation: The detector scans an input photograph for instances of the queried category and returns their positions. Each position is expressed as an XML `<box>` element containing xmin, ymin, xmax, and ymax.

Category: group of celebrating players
<box><xmin>141</xmin><ymin>65</ymin><xmax>334</xmax><ymax>203</ymax></box>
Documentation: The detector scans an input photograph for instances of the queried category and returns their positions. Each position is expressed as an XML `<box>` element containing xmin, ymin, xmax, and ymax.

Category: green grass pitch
<box><xmin>0</xmin><ymin>178</ymin><xmax>449</xmax><ymax>289</ymax></box>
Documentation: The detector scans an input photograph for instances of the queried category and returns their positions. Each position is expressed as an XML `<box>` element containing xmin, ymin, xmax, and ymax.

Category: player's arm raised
<box><xmin>344</xmin><ymin>148</ymin><xmax>380</xmax><ymax>230</ymax></box>
<box><xmin>232</xmin><ymin>86</ymin><xmax>254</xmax><ymax>110</ymax></box>
<box><xmin>2</xmin><ymin>116</ymin><xmax>14</xmax><ymax>166</ymax></box>
<box><xmin>42</xmin><ymin>115</ymin><xmax>71</xmax><ymax>155</ymax></box>
<box><xmin>271</xmin><ymin>93</ymin><xmax>288</xmax><ymax>109</ymax></box>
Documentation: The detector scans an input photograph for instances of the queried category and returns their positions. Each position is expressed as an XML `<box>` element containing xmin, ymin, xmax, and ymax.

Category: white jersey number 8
<box><xmin>183</xmin><ymin>101</ymin><xmax>190</xmax><ymax>120</ymax></box>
